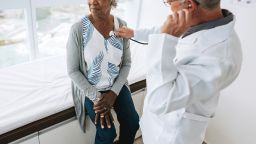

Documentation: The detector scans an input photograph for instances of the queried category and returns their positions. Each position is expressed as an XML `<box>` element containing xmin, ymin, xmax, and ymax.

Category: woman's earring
<box><xmin>188</xmin><ymin>4</ymin><xmax>192</xmax><ymax>8</ymax></box>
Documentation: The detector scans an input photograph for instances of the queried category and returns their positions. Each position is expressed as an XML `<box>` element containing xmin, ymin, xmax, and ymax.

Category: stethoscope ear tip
<box><xmin>109</xmin><ymin>31</ymin><xmax>115</xmax><ymax>37</ymax></box>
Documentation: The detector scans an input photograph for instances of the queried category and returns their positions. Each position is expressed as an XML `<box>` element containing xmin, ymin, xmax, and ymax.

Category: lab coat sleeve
<box><xmin>66</xmin><ymin>23</ymin><xmax>101</xmax><ymax>102</ymax></box>
<box><xmin>134</xmin><ymin>26</ymin><xmax>161</xmax><ymax>42</ymax></box>
<box><xmin>146</xmin><ymin>34</ymin><xmax>235</xmax><ymax>115</ymax></box>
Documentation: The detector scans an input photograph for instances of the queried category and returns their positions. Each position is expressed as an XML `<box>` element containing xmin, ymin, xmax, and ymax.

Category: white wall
<box><xmin>137</xmin><ymin>0</ymin><xmax>256</xmax><ymax>144</ymax></box>
<box><xmin>205</xmin><ymin>2</ymin><xmax>256</xmax><ymax>144</ymax></box>
<box><xmin>137</xmin><ymin>0</ymin><xmax>169</xmax><ymax>28</ymax></box>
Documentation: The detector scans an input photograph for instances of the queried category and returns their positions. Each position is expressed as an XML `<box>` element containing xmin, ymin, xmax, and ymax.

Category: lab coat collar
<box><xmin>182</xmin><ymin>9</ymin><xmax>234</xmax><ymax>38</ymax></box>
<box><xmin>179</xmin><ymin>10</ymin><xmax>235</xmax><ymax>47</ymax></box>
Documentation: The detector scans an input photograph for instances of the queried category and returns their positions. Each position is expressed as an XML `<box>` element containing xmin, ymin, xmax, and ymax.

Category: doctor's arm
<box><xmin>133</xmin><ymin>27</ymin><xmax>161</xmax><ymax>42</ymax></box>
<box><xmin>128</xmin><ymin>9</ymin><xmax>190</xmax><ymax>43</ymax></box>
<box><xmin>116</xmin><ymin>26</ymin><xmax>160</xmax><ymax>42</ymax></box>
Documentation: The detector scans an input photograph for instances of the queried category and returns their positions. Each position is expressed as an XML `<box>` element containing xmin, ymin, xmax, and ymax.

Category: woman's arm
<box><xmin>66</xmin><ymin>23</ymin><xmax>101</xmax><ymax>102</ymax></box>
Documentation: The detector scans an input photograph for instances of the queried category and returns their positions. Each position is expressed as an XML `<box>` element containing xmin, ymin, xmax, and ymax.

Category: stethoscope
<box><xmin>109</xmin><ymin>31</ymin><xmax>148</xmax><ymax>45</ymax></box>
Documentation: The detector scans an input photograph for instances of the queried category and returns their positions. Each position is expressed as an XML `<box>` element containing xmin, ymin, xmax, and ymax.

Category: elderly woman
<box><xmin>66</xmin><ymin>0</ymin><xmax>139</xmax><ymax>143</ymax></box>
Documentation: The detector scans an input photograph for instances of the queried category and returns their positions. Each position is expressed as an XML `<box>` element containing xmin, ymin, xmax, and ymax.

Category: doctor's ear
<box><xmin>188</xmin><ymin>4</ymin><xmax>192</xmax><ymax>8</ymax></box>
<box><xmin>185</xmin><ymin>0</ymin><xmax>198</xmax><ymax>10</ymax></box>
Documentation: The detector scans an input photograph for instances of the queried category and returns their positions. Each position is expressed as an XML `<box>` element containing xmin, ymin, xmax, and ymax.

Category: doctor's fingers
<box><xmin>183</xmin><ymin>9</ymin><xmax>192</xmax><ymax>25</ymax></box>
<box><xmin>175</xmin><ymin>10</ymin><xmax>191</xmax><ymax>31</ymax></box>
<box><xmin>116</xmin><ymin>27</ymin><xmax>130</xmax><ymax>34</ymax></box>
<box><xmin>115</xmin><ymin>31</ymin><xmax>125</xmax><ymax>37</ymax></box>
<box><xmin>177</xmin><ymin>10</ymin><xmax>185</xmax><ymax>26</ymax></box>
<box><xmin>171</xmin><ymin>12</ymin><xmax>179</xmax><ymax>24</ymax></box>
<box><xmin>117</xmin><ymin>27</ymin><xmax>127</xmax><ymax>32</ymax></box>
<box><xmin>116</xmin><ymin>28</ymin><xmax>133</xmax><ymax>38</ymax></box>
<box><xmin>176</xmin><ymin>10</ymin><xmax>190</xmax><ymax>21</ymax></box>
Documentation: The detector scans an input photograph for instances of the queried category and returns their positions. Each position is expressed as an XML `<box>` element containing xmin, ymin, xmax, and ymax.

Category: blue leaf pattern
<box><xmin>104</xmin><ymin>40</ymin><xmax>108</xmax><ymax>51</ymax></box>
<box><xmin>82</xmin><ymin>16</ymin><xmax>94</xmax><ymax>48</ymax></box>
<box><xmin>108</xmin><ymin>35</ymin><xmax>123</xmax><ymax>50</ymax></box>
<box><xmin>82</xmin><ymin>16</ymin><xmax>122</xmax><ymax>88</ymax></box>
<box><xmin>88</xmin><ymin>51</ymin><xmax>104</xmax><ymax>85</ymax></box>
<box><xmin>107</xmin><ymin>62</ymin><xmax>119</xmax><ymax>86</ymax></box>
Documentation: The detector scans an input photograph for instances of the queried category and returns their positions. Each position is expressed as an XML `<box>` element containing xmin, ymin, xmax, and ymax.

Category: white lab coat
<box><xmin>136</xmin><ymin>20</ymin><xmax>242</xmax><ymax>144</ymax></box>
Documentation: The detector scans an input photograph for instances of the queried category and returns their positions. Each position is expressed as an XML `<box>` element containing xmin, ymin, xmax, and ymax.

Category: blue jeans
<box><xmin>84</xmin><ymin>85</ymin><xmax>140</xmax><ymax>144</ymax></box>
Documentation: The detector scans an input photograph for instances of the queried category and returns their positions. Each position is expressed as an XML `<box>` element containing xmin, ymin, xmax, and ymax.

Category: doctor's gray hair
<box><xmin>111</xmin><ymin>0</ymin><xmax>117</xmax><ymax>8</ymax></box>
<box><xmin>194</xmin><ymin>0</ymin><xmax>220</xmax><ymax>10</ymax></box>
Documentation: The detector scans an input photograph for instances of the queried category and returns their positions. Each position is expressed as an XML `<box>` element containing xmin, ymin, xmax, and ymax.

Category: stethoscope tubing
<box><xmin>129</xmin><ymin>38</ymin><xmax>148</xmax><ymax>45</ymax></box>
<box><xmin>109</xmin><ymin>31</ymin><xmax>148</xmax><ymax>45</ymax></box>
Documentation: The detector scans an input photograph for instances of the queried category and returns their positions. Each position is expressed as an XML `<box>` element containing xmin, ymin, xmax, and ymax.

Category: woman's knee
<box><xmin>124</xmin><ymin>113</ymin><xmax>140</xmax><ymax>132</ymax></box>
<box><xmin>96</xmin><ymin>126</ymin><xmax>117</xmax><ymax>141</ymax></box>
<box><xmin>131</xmin><ymin>115</ymin><xmax>140</xmax><ymax>131</ymax></box>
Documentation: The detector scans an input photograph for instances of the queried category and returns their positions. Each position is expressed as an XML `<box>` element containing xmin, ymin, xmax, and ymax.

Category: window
<box><xmin>0</xmin><ymin>9</ymin><xmax>29</xmax><ymax>68</ymax></box>
<box><xmin>36</xmin><ymin>5</ymin><xmax>89</xmax><ymax>57</ymax></box>
<box><xmin>0</xmin><ymin>0</ymin><xmax>141</xmax><ymax>68</ymax></box>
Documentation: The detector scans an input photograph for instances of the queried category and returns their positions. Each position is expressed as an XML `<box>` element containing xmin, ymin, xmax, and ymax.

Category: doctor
<box><xmin>117</xmin><ymin>0</ymin><xmax>242</xmax><ymax>143</ymax></box>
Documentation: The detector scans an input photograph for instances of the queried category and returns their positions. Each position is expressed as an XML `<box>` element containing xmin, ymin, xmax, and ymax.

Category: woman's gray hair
<box><xmin>194</xmin><ymin>0</ymin><xmax>220</xmax><ymax>9</ymax></box>
<box><xmin>111</xmin><ymin>0</ymin><xmax>118</xmax><ymax>8</ymax></box>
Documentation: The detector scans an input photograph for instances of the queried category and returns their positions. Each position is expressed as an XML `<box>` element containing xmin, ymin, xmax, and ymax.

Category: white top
<box><xmin>82</xmin><ymin>16</ymin><xmax>123</xmax><ymax>91</ymax></box>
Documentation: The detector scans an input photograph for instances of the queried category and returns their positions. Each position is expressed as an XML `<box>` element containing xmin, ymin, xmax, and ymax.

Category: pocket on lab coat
<box><xmin>175</xmin><ymin>112</ymin><xmax>210</xmax><ymax>144</ymax></box>
<box><xmin>157</xmin><ymin>111</ymin><xmax>182</xmax><ymax>144</ymax></box>
<box><xmin>140</xmin><ymin>112</ymin><xmax>164</xmax><ymax>144</ymax></box>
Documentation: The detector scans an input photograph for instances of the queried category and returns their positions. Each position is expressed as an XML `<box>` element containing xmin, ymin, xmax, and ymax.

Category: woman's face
<box><xmin>88</xmin><ymin>0</ymin><xmax>112</xmax><ymax>17</ymax></box>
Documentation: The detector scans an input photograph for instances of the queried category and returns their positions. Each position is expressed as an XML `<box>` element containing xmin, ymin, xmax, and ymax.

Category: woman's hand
<box><xmin>95</xmin><ymin>108</ymin><xmax>114</xmax><ymax>129</ymax></box>
<box><xmin>94</xmin><ymin>91</ymin><xmax>117</xmax><ymax>113</ymax></box>
<box><xmin>93</xmin><ymin>91</ymin><xmax>117</xmax><ymax>128</ymax></box>
<box><xmin>116</xmin><ymin>26</ymin><xmax>134</xmax><ymax>39</ymax></box>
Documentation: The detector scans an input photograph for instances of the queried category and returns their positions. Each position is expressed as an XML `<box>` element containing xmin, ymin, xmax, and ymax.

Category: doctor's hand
<box><xmin>161</xmin><ymin>9</ymin><xmax>192</xmax><ymax>37</ymax></box>
<box><xmin>116</xmin><ymin>26</ymin><xmax>134</xmax><ymax>39</ymax></box>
